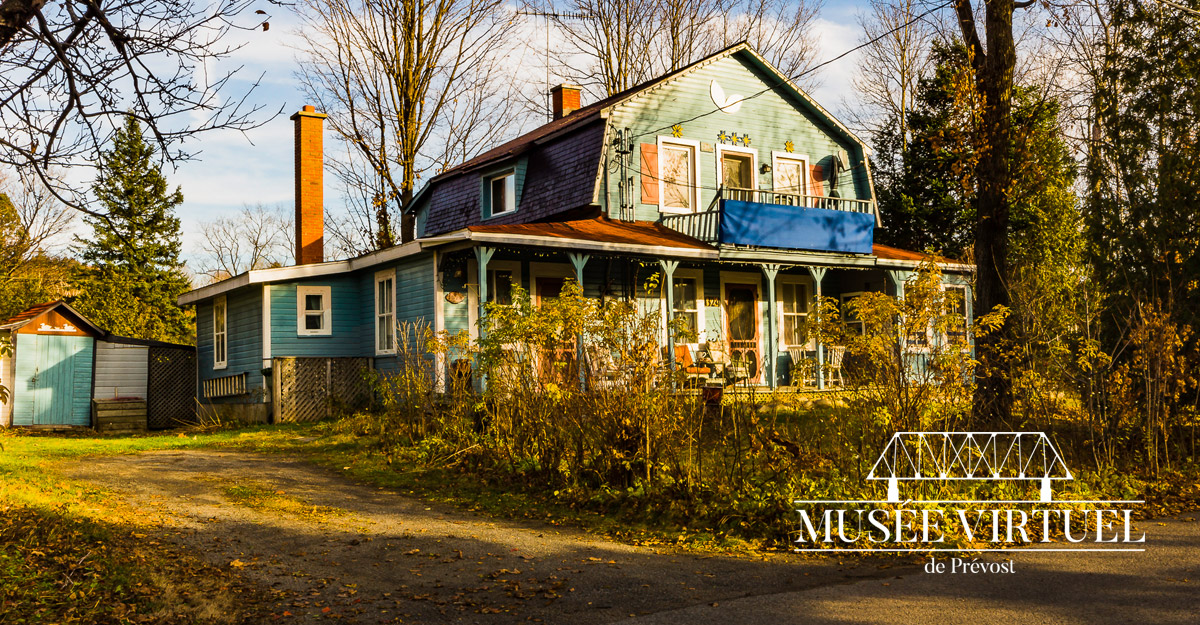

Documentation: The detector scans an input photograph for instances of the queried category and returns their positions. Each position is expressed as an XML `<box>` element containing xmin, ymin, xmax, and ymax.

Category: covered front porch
<box><xmin>424</xmin><ymin>218</ymin><xmax>952</xmax><ymax>391</ymax></box>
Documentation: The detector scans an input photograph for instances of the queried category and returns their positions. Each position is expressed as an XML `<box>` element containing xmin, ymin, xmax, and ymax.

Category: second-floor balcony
<box><xmin>659</xmin><ymin>188</ymin><xmax>876</xmax><ymax>255</ymax></box>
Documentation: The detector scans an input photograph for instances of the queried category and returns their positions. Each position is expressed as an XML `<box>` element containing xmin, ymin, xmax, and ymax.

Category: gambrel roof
<box><xmin>413</xmin><ymin>42</ymin><xmax>873</xmax><ymax>237</ymax></box>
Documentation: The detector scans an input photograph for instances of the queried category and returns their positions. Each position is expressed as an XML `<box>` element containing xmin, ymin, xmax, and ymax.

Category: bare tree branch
<box><xmin>195</xmin><ymin>203</ymin><xmax>291</xmax><ymax>283</ymax></box>
<box><xmin>0</xmin><ymin>0</ymin><xmax>285</xmax><ymax>213</ymax></box>
<box><xmin>294</xmin><ymin>0</ymin><xmax>526</xmax><ymax>250</ymax></box>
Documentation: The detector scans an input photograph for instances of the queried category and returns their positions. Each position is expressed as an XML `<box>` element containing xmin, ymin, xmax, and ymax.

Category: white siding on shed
<box><xmin>1</xmin><ymin>331</ymin><xmax>12</xmax><ymax>426</ymax></box>
<box><xmin>94</xmin><ymin>341</ymin><xmax>148</xmax><ymax>400</ymax></box>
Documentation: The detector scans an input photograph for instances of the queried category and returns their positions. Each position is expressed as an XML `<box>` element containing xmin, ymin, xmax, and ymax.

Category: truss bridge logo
<box><xmin>793</xmin><ymin>432</ymin><xmax>1145</xmax><ymax>554</ymax></box>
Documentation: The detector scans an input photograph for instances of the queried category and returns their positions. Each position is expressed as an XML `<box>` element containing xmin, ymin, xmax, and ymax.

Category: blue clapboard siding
<box><xmin>365</xmin><ymin>255</ymin><xmax>437</xmax><ymax>374</ymax></box>
<box><xmin>197</xmin><ymin>286</ymin><xmax>263</xmax><ymax>396</ymax></box>
<box><xmin>269</xmin><ymin>275</ymin><xmax>362</xmax><ymax>358</ymax></box>
<box><xmin>608</xmin><ymin>53</ymin><xmax>870</xmax><ymax>222</ymax></box>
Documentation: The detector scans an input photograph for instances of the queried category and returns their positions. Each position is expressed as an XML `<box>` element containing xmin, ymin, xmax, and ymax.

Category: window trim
<box><xmin>716</xmin><ymin>143</ymin><xmax>758</xmax><ymax>193</ymax></box>
<box><xmin>840</xmin><ymin>291</ymin><xmax>866</xmax><ymax>336</ymax></box>
<box><xmin>661</xmin><ymin>268</ymin><xmax>706</xmax><ymax>344</ymax></box>
<box><xmin>213</xmin><ymin>295</ymin><xmax>228</xmax><ymax>370</ymax></box>
<box><xmin>771</xmin><ymin>151</ymin><xmax>811</xmax><ymax>199</ymax></box>
<box><xmin>296</xmin><ymin>285</ymin><xmax>332</xmax><ymax>337</ymax></box>
<box><xmin>485</xmin><ymin>260</ymin><xmax>522</xmax><ymax>306</ymax></box>
<box><xmin>775</xmin><ymin>275</ymin><xmax>813</xmax><ymax>349</ymax></box>
<box><xmin>375</xmin><ymin>270</ymin><xmax>396</xmax><ymax>355</ymax></box>
<box><xmin>941</xmin><ymin>283</ymin><xmax>971</xmax><ymax>346</ymax></box>
<box><xmin>657</xmin><ymin>136</ymin><xmax>702</xmax><ymax>214</ymax></box>
<box><xmin>484</xmin><ymin>168</ymin><xmax>517</xmax><ymax>219</ymax></box>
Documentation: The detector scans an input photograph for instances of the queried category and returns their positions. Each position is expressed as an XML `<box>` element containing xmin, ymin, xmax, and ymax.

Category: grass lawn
<box><xmin>0</xmin><ymin>423</ymin><xmax>744</xmax><ymax>624</ymax></box>
<box><xmin>2</xmin><ymin>419</ymin><xmax>1196</xmax><ymax>623</ymax></box>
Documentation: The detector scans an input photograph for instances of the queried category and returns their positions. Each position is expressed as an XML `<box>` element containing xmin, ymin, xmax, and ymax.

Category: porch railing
<box><xmin>658</xmin><ymin>187</ymin><xmax>876</xmax><ymax>245</ymax></box>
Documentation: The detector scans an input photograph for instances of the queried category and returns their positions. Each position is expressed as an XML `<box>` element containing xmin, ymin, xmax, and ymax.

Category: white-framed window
<box><xmin>658</xmin><ymin>137</ymin><xmax>701</xmax><ymax>213</ymax></box>
<box><xmin>772</xmin><ymin>152</ymin><xmax>810</xmax><ymax>204</ymax></box>
<box><xmin>777</xmin><ymin>279</ymin><xmax>810</xmax><ymax>348</ymax></box>
<box><xmin>663</xmin><ymin>269</ymin><xmax>706</xmax><ymax>343</ymax></box>
<box><xmin>213</xmin><ymin>296</ymin><xmax>227</xmax><ymax>370</ymax></box>
<box><xmin>943</xmin><ymin>284</ymin><xmax>970</xmax><ymax>344</ymax></box>
<box><xmin>487</xmin><ymin>170</ymin><xmax>516</xmax><ymax>217</ymax></box>
<box><xmin>297</xmin><ymin>285</ymin><xmax>332</xmax><ymax>336</ymax></box>
<box><xmin>840</xmin><ymin>291</ymin><xmax>866</xmax><ymax>336</ymax></box>
<box><xmin>717</xmin><ymin>144</ymin><xmax>757</xmax><ymax>201</ymax></box>
<box><xmin>375</xmin><ymin>271</ymin><xmax>395</xmax><ymax>354</ymax></box>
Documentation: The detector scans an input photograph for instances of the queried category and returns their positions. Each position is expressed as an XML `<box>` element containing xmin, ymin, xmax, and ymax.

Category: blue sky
<box><xmin>167</xmin><ymin>1</ymin><xmax>871</xmax><ymax>265</ymax></box>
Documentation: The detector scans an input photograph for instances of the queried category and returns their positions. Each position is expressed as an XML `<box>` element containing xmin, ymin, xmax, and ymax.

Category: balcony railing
<box><xmin>659</xmin><ymin>187</ymin><xmax>876</xmax><ymax>253</ymax></box>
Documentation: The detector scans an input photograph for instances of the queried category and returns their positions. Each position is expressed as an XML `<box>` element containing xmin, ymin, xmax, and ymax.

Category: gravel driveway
<box><xmin>68</xmin><ymin>450</ymin><xmax>901</xmax><ymax>623</ymax></box>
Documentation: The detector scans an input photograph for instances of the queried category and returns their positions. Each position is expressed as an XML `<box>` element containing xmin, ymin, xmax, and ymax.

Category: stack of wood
<box><xmin>92</xmin><ymin>399</ymin><xmax>147</xmax><ymax>433</ymax></box>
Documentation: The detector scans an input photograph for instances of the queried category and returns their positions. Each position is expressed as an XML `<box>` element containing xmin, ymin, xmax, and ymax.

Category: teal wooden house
<box><xmin>179</xmin><ymin>43</ymin><xmax>972</xmax><ymax>422</ymax></box>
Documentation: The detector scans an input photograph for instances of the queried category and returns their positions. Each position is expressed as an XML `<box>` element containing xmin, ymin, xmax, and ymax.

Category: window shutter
<box><xmin>640</xmin><ymin>143</ymin><xmax>659</xmax><ymax>204</ymax></box>
<box><xmin>809</xmin><ymin>164</ymin><xmax>825</xmax><ymax>196</ymax></box>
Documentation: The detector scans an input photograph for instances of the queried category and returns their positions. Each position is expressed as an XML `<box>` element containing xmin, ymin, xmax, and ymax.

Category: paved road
<box><xmin>72</xmin><ymin>450</ymin><xmax>1198</xmax><ymax>624</ymax></box>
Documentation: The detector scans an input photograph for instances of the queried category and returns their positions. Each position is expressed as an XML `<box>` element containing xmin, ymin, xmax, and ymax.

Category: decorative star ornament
<box><xmin>671</xmin><ymin>124</ymin><xmax>683</xmax><ymax>138</ymax></box>
<box><xmin>742</xmin><ymin>134</ymin><xmax>752</xmax><ymax>147</ymax></box>
<box><xmin>785</xmin><ymin>140</ymin><xmax>794</xmax><ymax>153</ymax></box>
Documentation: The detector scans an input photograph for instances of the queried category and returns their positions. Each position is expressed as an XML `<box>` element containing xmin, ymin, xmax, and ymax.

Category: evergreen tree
<box><xmin>872</xmin><ymin>42</ymin><xmax>979</xmax><ymax>258</ymax></box>
<box><xmin>73</xmin><ymin>116</ymin><xmax>193</xmax><ymax>343</ymax></box>
<box><xmin>1083</xmin><ymin>0</ymin><xmax>1200</xmax><ymax>468</ymax></box>
<box><xmin>874</xmin><ymin>41</ymin><xmax>1079</xmax><ymax>265</ymax></box>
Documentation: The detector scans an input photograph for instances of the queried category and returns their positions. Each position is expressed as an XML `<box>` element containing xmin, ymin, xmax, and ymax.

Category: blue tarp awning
<box><xmin>718</xmin><ymin>200</ymin><xmax>874</xmax><ymax>254</ymax></box>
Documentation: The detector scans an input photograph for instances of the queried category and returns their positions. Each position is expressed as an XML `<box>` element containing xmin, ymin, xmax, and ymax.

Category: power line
<box><xmin>632</xmin><ymin>0</ymin><xmax>954</xmax><ymax>142</ymax></box>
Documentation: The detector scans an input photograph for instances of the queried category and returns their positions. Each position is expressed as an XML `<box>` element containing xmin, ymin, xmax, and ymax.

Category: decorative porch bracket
<box><xmin>762</xmin><ymin>264</ymin><xmax>781</xmax><ymax>390</ymax></box>
<box><xmin>568</xmin><ymin>253</ymin><xmax>590</xmax><ymax>390</ymax></box>
<box><xmin>474</xmin><ymin>246</ymin><xmax>496</xmax><ymax>391</ymax></box>
<box><xmin>807</xmin><ymin>266</ymin><xmax>827</xmax><ymax>390</ymax></box>
<box><xmin>659</xmin><ymin>260</ymin><xmax>680</xmax><ymax>372</ymax></box>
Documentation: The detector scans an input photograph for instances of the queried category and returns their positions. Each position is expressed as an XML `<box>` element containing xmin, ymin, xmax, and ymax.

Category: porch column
<box><xmin>568</xmin><ymin>253</ymin><xmax>590</xmax><ymax>390</ymax></box>
<box><xmin>474</xmin><ymin>246</ymin><xmax>496</xmax><ymax>391</ymax></box>
<box><xmin>762</xmin><ymin>264</ymin><xmax>781</xmax><ymax>390</ymax></box>
<box><xmin>659</xmin><ymin>259</ymin><xmax>679</xmax><ymax>371</ymax></box>
<box><xmin>886</xmin><ymin>270</ymin><xmax>907</xmax><ymax>299</ymax></box>
<box><xmin>807</xmin><ymin>267</ymin><xmax>827</xmax><ymax>390</ymax></box>
<box><xmin>886</xmin><ymin>270</ymin><xmax>909</xmax><ymax>377</ymax></box>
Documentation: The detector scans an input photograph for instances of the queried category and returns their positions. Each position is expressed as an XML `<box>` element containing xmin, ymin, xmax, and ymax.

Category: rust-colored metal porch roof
<box><xmin>467</xmin><ymin>217</ymin><xmax>717</xmax><ymax>251</ymax></box>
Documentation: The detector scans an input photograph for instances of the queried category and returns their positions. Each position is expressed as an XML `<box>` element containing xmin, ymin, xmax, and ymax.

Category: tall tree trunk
<box><xmin>955</xmin><ymin>0</ymin><xmax>1016</xmax><ymax>426</ymax></box>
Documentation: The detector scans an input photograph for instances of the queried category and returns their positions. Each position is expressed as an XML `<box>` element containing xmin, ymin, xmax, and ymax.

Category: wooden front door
<box><xmin>724</xmin><ymin>283</ymin><xmax>761</xmax><ymax>382</ymax></box>
<box><xmin>534</xmin><ymin>276</ymin><xmax>575</xmax><ymax>383</ymax></box>
<box><xmin>535</xmin><ymin>277</ymin><xmax>566</xmax><ymax>304</ymax></box>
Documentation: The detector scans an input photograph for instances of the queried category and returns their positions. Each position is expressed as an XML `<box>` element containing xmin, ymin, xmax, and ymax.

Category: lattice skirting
<box><xmin>272</xmin><ymin>357</ymin><xmax>371</xmax><ymax>423</ymax></box>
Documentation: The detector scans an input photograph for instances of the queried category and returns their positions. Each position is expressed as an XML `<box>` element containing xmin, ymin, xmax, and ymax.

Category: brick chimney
<box><xmin>550</xmin><ymin>84</ymin><xmax>581</xmax><ymax>120</ymax></box>
<box><xmin>291</xmin><ymin>105</ymin><xmax>327</xmax><ymax>265</ymax></box>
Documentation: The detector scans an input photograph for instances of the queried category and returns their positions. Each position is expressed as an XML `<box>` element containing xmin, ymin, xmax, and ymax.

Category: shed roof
<box><xmin>0</xmin><ymin>300</ymin><xmax>106</xmax><ymax>336</ymax></box>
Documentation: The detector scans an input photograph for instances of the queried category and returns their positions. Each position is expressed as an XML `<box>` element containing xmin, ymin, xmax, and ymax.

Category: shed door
<box><xmin>13</xmin><ymin>335</ymin><xmax>93</xmax><ymax>426</ymax></box>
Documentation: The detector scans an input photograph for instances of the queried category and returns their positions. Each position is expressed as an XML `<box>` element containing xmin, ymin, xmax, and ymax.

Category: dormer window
<box><xmin>488</xmin><ymin>170</ymin><xmax>516</xmax><ymax>217</ymax></box>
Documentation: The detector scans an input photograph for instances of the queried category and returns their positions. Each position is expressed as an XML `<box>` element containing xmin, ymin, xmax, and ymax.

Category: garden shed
<box><xmin>0</xmin><ymin>301</ymin><xmax>196</xmax><ymax>428</ymax></box>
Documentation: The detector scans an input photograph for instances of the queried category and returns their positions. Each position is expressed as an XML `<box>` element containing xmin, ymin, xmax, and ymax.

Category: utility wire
<box><xmin>632</xmin><ymin>0</ymin><xmax>954</xmax><ymax>142</ymax></box>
